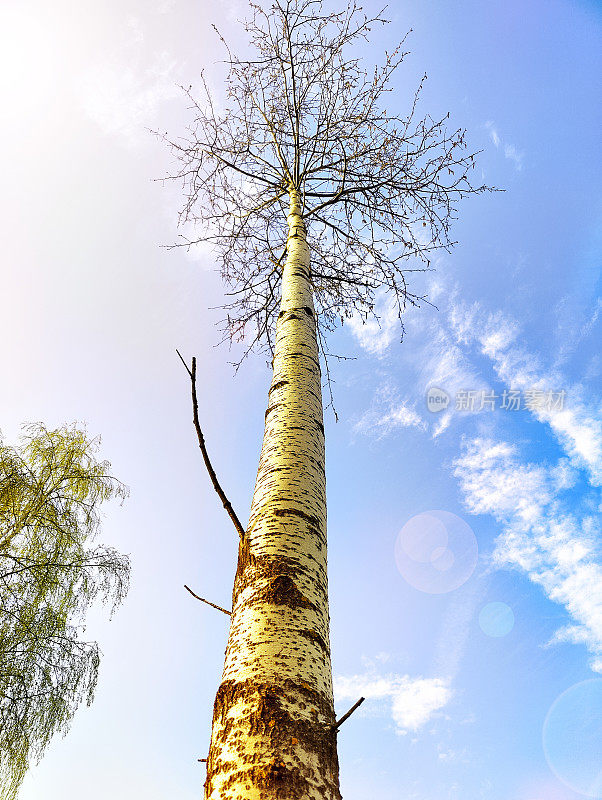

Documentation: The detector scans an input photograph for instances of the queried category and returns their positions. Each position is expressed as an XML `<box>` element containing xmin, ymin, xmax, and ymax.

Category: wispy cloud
<box><xmin>554</xmin><ymin>296</ymin><xmax>602</xmax><ymax>368</ymax></box>
<box><xmin>334</xmin><ymin>672</ymin><xmax>452</xmax><ymax>735</ymax></box>
<box><xmin>155</xmin><ymin>0</ymin><xmax>177</xmax><ymax>12</ymax></box>
<box><xmin>487</xmin><ymin>124</ymin><xmax>500</xmax><ymax>148</ymax></box>
<box><xmin>485</xmin><ymin>121</ymin><xmax>524</xmax><ymax>171</ymax></box>
<box><xmin>446</xmin><ymin>299</ymin><xmax>602</xmax><ymax>670</ymax></box>
<box><xmin>82</xmin><ymin>53</ymin><xmax>179</xmax><ymax>145</ymax></box>
<box><xmin>369</xmin><ymin>282</ymin><xmax>602</xmax><ymax>671</ymax></box>
<box><xmin>450</xmin><ymin>300</ymin><xmax>602</xmax><ymax>485</ymax></box>
<box><xmin>346</xmin><ymin>291</ymin><xmax>402</xmax><ymax>357</ymax></box>
<box><xmin>417</xmin><ymin>322</ymin><xmax>490</xmax><ymax>437</ymax></box>
<box><xmin>454</xmin><ymin>437</ymin><xmax>602</xmax><ymax>672</ymax></box>
<box><xmin>433</xmin><ymin>578</ymin><xmax>486</xmax><ymax>679</ymax></box>
<box><xmin>350</xmin><ymin>274</ymin><xmax>602</xmax><ymax>468</ymax></box>
<box><xmin>354</xmin><ymin>382</ymin><xmax>426</xmax><ymax>438</ymax></box>
<box><xmin>81</xmin><ymin>17</ymin><xmax>180</xmax><ymax>146</ymax></box>
<box><xmin>349</xmin><ymin>282</ymin><xmax>489</xmax><ymax>439</ymax></box>
<box><xmin>503</xmin><ymin>143</ymin><xmax>524</xmax><ymax>171</ymax></box>
<box><xmin>348</xmin><ymin>273</ymin><xmax>602</xmax><ymax>672</ymax></box>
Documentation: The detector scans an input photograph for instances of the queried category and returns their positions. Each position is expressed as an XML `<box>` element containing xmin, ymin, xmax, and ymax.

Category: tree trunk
<box><xmin>204</xmin><ymin>189</ymin><xmax>342</xmax><ymax>799</ymax></box>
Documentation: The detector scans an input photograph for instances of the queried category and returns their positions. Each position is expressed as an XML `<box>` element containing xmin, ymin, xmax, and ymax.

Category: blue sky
<box><xmin>1</xmin><ymin>0</ymin><xmax>601</xmax><ymax>798</ymax></box>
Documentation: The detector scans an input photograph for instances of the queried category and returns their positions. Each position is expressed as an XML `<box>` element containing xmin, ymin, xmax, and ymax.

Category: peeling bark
<box><xmin>204</xmin><ymin>189</ymin><xmax>342</xmax><ymax>799</ymax></box>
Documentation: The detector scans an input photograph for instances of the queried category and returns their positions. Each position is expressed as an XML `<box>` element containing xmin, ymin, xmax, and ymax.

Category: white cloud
<box><xmin>489</xmin><ymin>126</ymin><xmax>500</xmax><ymax>148</ymax></box>
<box><xmin>433</xmin><ymin>579</ymin><xmax>486</xmax><ymax>679</ymax></box>
<box><xmin>454</xmin><ymin>437</ymin><xmax>602</xmax><ymax>671</ymax></box>
<box><xmin>453</xmin><ymin>439</ymin><xmax>553</xmax><ymax>526</ymax></box>
<box><xmin>156</xmin><ymin>0</ymin><xmax>177</xmax><ymax>12</ymax></box>
<box><xmin>551</xmin><ymin>458</ymin><xmax>579</xmax><ymax>491</ymax></box>
<box><xmin>503</xmin><ymin>143</ymin><xmax>524</xmax><ymax>171</ymax></box>
<box><xmin>361</xmin><ymin>651</ymin><xmax>392</xmax><ymax>667</ymax></box>
<box><xmin>334</xmin><ymin>672</ymin><xmax>452</xmax><ymax>735</ymax></box>
<box><xmin>554</xmin><ymin>296</ymin><xmax>602</xmax><ymax>368</ymax></box>
<box><xmin>450</xmin><ymin>301</ymin><xmax>602</xmax><ymax>485</ymax></box>
<box><xmin>401</xmin><ymin>293</ymin><xmax>491</xmax><ymax>437</ymax></box>
<box><xmin>80</xmin><ymin>17</ymin><xmax>182</xmax><ymax>146</ymax></box>
<box><xmin>485</xmin><ymin>121</ymin><xmax>524</xmax><ymax>171</ymax></box>
<box><xmin>349</xmin><ymin>272</ymin><xmax>602</xmax><ymax>672</ymax></box>
<box><xmin>354</xmin><ymin>382</ymin><xmax>426</xmax><ymax>438</ymax></box>
<box><xmin>419</xmin><ymin>327</ymin><xmax>490</xmax><ymax>437</ymax></box>
<box><xmin>446</xmin><ymin>298</ymin><xmax>602</xmax><ymax>671</ymax></box>
<box><xmin>350</xmin><ymin>282</ymin><xmax>489</xmax><ymax>439</ymax></box>
<box><xmin>347</xmin><ymin>291</ymin><xmax>401</xmax><ymax>356</ymax></box>
<box><xmin>352</xmin><ymin>282</ymin><xmax>602</xmax><ymax>471</ymax></box>
<box><xmin>81</xmin><ymin>50</ymin><xmax>179</xmax><ymax>145</ymax></box>
<box><xmin>437</xmin><ymin>744</ymin><xmax>469</xmax><ymax>763</ymax></box>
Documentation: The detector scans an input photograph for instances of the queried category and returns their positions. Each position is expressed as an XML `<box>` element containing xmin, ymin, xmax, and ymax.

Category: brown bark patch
<box><xmin>213</xmin><ymin>677</ymin><xmax>333</xmax><ymax>724</ymax></box>
<box><xmin>248</xmin><ymin>762</ymin><xmax>311</xmax><ymax>798</ymax></box>
<box><xmin>273</xmin><ymin>506</ymin><xmax>321</xmax><ymax>529</ymax></box>
<box><xmin>232</xmin><ymin>534</ymin><xmax>256</xmax><ymax>601</ymax></box>
<box><xmin>265</xmin><ymin>403</ymin><xmax>280</xmax><ymax>420</ymax></box>
<box><xmin>269</xmin><ymin>379</ymin><xmax>289</xmax><ymax>394</ymax></box>
<box><xmin>286</xmin><ymin>351</ymin><xmax>321</xmax><ymax>368</ymax></box>
<box><xmin>226</xmin><ymin>546</ymin><xmax>331</xmax><ymax>719</ymax></box>
<box><xmin>272</xmin><ymin>506</ymin><xmax>324</xmax><ymax>548</ymax></box>
<box><xmin>278</xmin><ymin>305</ymin><xmax>313</xmax><ymax>319</ymax></box>
<box><xmin>234</xmin><ymin>553</ymin><xmax>319</xmax><ymax>613</ymax></box>
<box><xmin>208</xmin><ymin>678</ymin><xmax>341</xmax><ymax>800</ymax></box>
<box><xmin>258</xmin><ymin>573</ymin><xmax>313</xmax><ymax>608</ymax></box>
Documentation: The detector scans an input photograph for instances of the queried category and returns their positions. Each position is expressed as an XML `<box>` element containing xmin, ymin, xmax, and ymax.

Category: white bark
<box><xmin>204</xmin><ymin>189</ymin><xmax>341</xmax><ymax>799</ymax></box>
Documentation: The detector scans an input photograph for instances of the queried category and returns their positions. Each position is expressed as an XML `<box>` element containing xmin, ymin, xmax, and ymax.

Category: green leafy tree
<box><xmin>0</xmin><ymin>424</ymin><xmax>129</xmax><ymax>800</ymax></box>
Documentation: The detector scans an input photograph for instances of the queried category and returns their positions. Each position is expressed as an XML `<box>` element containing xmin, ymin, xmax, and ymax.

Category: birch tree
<box><xmin>166</xmin><ymin>1</ymin><xmax>488</xmax><ymax>797</ymax></box>
<box><xmin>0</xmin><ymin>424</ymin><xmax>129</xmax><ymax>800</ymax></box>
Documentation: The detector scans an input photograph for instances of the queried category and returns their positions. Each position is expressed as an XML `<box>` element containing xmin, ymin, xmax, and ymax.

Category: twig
<box><xmin>198</xmin><ymin>758</ymin><xmax>208</xmax><ymax>763</ymax></box>
<box><xmin>332</xmin><ymin>697</ymin><xmax>365</xmax><ymax>730</ymax></box>
<box><xmin>176</xmin><ymin>349</ymin><xmax>246</xmax><ymax>540</ymax></box>
<box><xmin>184</xmin><ymin>584</ymin><xmax>231</xmax><ymax>616</ymax></box>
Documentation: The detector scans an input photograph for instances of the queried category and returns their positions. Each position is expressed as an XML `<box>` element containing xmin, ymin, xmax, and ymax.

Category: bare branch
<box><xmin>176</xmin><ymin>350</ymin><xmax>246</xmax><ymax>540</ymax></box>
<box><xmin>332</xmin><ymin>696</ymin><xmax>365</xmax><ymax>730</ymax></box>
<box><xmin>162</xmin><ymin>0</ymin><xmax>494</xmax><ymax>372</ymax></box>
<box><xmin>184</xmin><ymin>584</ymin><xmax>231</xmax><ymax>616</ymax></box>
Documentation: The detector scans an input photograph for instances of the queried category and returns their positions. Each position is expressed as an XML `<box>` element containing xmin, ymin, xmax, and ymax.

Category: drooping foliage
<box><xmin>0</xmin><ymin>424</ymin><xmax>129</xmax><ymax>800</ymax></box>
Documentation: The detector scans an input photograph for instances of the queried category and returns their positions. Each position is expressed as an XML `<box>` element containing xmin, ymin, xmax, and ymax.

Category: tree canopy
<box><xmin>164</xmin><ymin>0</ymin><xmax>489</xmax><ymax>362</ymax></box>
<box><xmin>0</xmin><ymin>424</ymin><xmax>129</xmax><ymax>800</ymax></box>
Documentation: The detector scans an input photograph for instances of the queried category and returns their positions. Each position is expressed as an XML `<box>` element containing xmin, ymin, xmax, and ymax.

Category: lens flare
<box><xmin>543</xmin><ymin>679</ymin><xmax>602</xmax><ymax>798</ymax></box>
<box><xmin>394</xmin><ymin>510</ymin><xmax>478</xmax><ymax>594</ymax></box>
<box><xmin>479</xmin><ymin>601</ymin><xmax>515</xmax><ymax>637</ymax></box>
